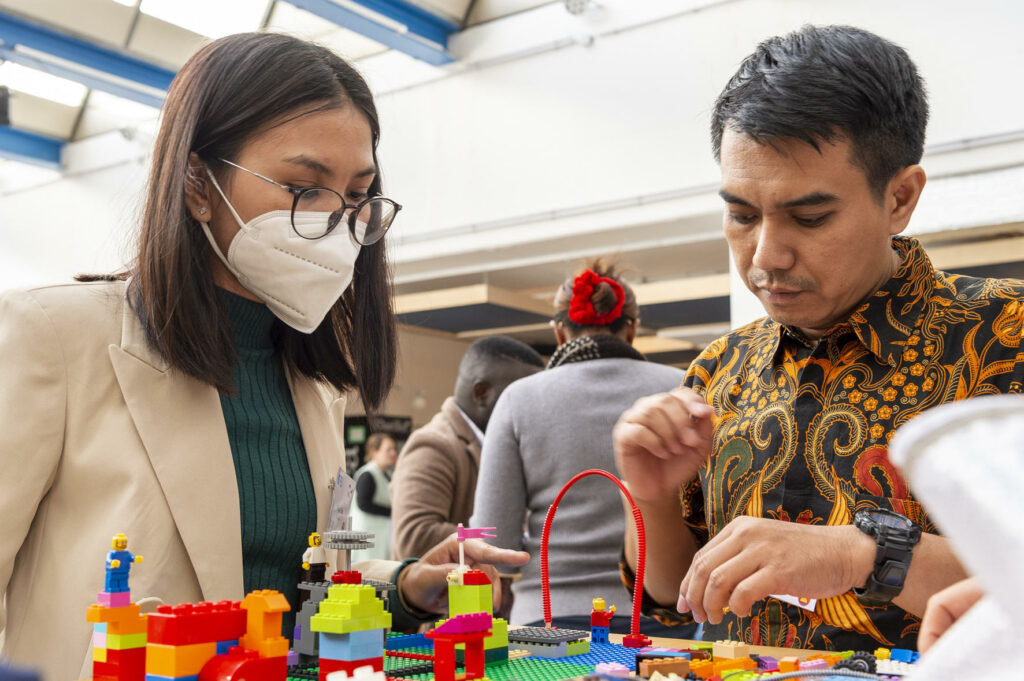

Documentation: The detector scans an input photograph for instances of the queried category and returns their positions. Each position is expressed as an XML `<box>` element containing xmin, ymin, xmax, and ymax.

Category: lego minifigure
<box><xmin>590</xmin><ymin>597</ymin><xmax>615</xmax><ymax>644</ymax></box>
<box><xmin>104</xmin><ymin>533</ymin><xmax>142</xmax><ymax>593</ymax></box>
<box><xmin>302</xmin><ymin>531</ymin><xmax>330</xmax><ymax>582</ymax></box>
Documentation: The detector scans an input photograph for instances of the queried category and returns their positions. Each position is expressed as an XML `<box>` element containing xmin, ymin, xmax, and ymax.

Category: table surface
<box><xmin>608</xmin><ymin>633</ymin><xmax>819</xmax><ymax>660</ymax></box>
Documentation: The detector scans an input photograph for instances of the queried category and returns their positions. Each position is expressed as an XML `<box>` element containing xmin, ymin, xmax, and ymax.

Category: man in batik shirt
<box><xmin>614</xmin><ymin>25</ymin><xmax>1024</xmax><ymax>651</ymax></box>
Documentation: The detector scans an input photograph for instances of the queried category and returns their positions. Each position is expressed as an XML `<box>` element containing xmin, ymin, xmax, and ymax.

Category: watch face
<box><xmin>866</xmin><ymin>509</ymin><xmax>913</xmax><ymax>530</ymax></box>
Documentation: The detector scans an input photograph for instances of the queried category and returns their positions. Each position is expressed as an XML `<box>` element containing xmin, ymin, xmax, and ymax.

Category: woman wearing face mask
<box><xmin>0</xmin><ymin>33</ymin><xmax>405</xmax><ymax>678</ymax></box>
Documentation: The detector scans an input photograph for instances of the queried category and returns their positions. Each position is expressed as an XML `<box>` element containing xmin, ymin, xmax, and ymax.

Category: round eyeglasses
<box><xmin>218</xmin><ymin>158</ymin><xmax>401</xmax><ymax>244</ymax></box>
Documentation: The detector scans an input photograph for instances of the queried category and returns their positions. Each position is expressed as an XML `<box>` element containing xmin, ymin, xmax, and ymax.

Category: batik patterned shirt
<box><xmin>650</xmin><ymin>237</ymin><xmax>1024</xmax><ymax>650</ymax></box>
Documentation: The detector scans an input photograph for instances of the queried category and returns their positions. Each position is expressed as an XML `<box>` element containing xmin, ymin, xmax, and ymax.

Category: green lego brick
<box><xmin>447</xmin><ymin>583</ymin><xmax>492</xmax><ymax>616</ymax></box>
<box><xmin>484</xmin><ymin>618</ymin><xmax>508</xmax><ymax>650</ymax></box>
<box><xmin>565</xmin><ymin>639</ymin><xmax>590</xmax><ymax>656</ymax></box>
<box><xmin>311</xmin><ymin>583</ymin><xmax>392</xmax><ymax>634</ymax></box>
<box><xmin>389</xmin><ymin>656</ymin><xmax>593</xmax><ymax>681</ymax></box>
<box><xmin>106</xmin><ymin>632</ymin><xmax>147</xmax><ymax>650</ymax></box>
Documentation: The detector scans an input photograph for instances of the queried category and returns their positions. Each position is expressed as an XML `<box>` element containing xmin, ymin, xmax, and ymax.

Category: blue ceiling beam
<box><xmin>0</xmin><ymin>12</ymin><xmax>175</xmax><ymax>103</ymax></box>
<box><xmin>0</xmin><ymin>46</ymin><xmax>164</xmax><ymax>109</ymax></box>
<box><xmin>282</xmin><ymin>0</ymin><xmax>456</xmax><ymax>66</ymax></box>
<box><xmin>0</xmin><ymin>126</ymin><xmax>63</xmax><ymax>169</ymax></box>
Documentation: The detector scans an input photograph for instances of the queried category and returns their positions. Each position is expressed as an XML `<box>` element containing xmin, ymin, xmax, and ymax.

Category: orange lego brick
<box><xmin>145</xmin><ymin>641</ymin><xmax>217</xmax><ymax>676</ymax></box>
<box><xmin>778</xmin><ymin>656</ymin><xmax>799</xmax><ymax>672</ymax></box>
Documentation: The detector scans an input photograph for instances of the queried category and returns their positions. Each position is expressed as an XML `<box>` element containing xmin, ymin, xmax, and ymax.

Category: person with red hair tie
<box><xmin>470</xmin><ymin>259</ymin><xmax>691</xmax><ymax>637</ymax></box>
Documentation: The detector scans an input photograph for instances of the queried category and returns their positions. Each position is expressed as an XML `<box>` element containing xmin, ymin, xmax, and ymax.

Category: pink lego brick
<box><xmin>98</xmin><ymin>591</ymin><xmax>132</xmax><ymax>607</ymax></box>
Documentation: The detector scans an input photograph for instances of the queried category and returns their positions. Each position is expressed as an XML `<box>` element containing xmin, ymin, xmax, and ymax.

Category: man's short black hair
<box><xmin>711</xmin><ymin>25</ymin><xmax>929</xmax><ymax>199</ymax></box>
<box><xmin>463</xmin><ymin>335</ymin><xmax>545</xmax><ymax>370</ymax></box>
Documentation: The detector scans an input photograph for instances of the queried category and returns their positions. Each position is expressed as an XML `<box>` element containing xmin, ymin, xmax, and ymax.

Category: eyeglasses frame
<box><xmin>216</xmin><ymin>158</ymin><xmax>401</xmax><ymax>244</ymax></box>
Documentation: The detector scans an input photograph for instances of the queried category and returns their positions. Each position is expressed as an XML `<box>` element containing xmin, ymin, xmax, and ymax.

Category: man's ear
<box><xmin>184</xmin><ymin>152</ymin><xmax>212</xmax><ymax>223</ymax></box>
<box><xmin>886</xmin><ymin>164</ymin><xmax>926</xmax><ymax>237</ymax></box>
<box><xmin>472</xmin><ymin>380</ymin><xmax>492</xmax><ymax>407</ymax></box>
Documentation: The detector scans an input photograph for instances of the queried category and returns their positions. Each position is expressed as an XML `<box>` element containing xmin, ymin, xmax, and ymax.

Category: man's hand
<box><xmin>677</xmin><ymin>516</ymin><xmax>875</xmax><ymax>624</ymax></box>
<box><xmin>919</xmin><ymin>577</ymin><xmax>983</xmax><ymax>653</ymax></box>
<box><xmin>613</xmin><ymin>387</ymin><xmax>715</xmax><ymax>503</ymax></box>
<box><xmin>398</xmin><ymin>534</ymin><xmax>530</xmax><ymax>615</ymax></box>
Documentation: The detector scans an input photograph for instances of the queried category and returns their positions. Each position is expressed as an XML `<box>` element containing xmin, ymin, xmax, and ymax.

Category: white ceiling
<box><xmin>0</xmin><ymin>0</ymin><xmax>559</xmax><ymax>142</ymax></box>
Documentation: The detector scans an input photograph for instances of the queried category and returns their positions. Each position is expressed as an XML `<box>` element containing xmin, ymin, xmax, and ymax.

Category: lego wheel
<box><xmin>833</xmin><ymin>651</ymin><xmax>876</xmax><ymax>673</ymax></box>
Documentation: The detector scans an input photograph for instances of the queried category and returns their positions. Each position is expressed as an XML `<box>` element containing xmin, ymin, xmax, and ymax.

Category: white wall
<box><xmin>2</xmin><ymin>0</ymin><xmax>1023</xmax><ymax>309</ymax></box>
<box><xmin>376</xmin><ymin>0</ymin><xmax>1024</xmax><ymax>265</ymax></box>
<box><xmin>0</xmin><ymin>133</ymin><xmax>148</xmax><ymax>290</ymax></box>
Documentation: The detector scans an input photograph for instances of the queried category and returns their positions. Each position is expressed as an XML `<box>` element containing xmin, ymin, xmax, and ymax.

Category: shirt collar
<box><xmin>455</xmin><ymin>404</ymin><xmax>485</xmax><ymax>446</ymax></box>
<box><xmin>756</xmin><ymin>237</ymin><xmax>932</xmax><ymax>371</ymax></box>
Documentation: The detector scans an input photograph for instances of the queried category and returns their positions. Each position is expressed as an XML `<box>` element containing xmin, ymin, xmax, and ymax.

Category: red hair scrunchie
<box><xmin>568</xmin><ymin>269</ymin><xmax>625</xmax><ymax>325</ymax></box>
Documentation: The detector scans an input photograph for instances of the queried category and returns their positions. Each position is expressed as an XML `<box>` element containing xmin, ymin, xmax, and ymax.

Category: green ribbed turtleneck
<box><xmin>217</xmin><ymin>288</ymin><xmax>315</xmax><ymax>638</ymax></box>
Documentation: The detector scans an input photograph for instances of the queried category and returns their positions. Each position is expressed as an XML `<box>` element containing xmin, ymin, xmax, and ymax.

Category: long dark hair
<box><xmin>124</xmin><ymin>33</ymin><xmax>396</xmax><ymax>408</ymax></box>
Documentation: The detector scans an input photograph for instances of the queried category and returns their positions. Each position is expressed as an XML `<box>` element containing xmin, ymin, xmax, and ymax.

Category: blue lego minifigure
<box><xmin>104</xmin><ymin>533</ymin><xmax>143</xmax><ymax>593</ymax></box>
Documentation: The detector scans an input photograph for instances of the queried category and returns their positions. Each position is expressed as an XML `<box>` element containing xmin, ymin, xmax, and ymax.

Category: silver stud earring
<box><xmin>198</xmin><ymin>207</ymin><xmax>207</xmax><ymax>215</ymax></box>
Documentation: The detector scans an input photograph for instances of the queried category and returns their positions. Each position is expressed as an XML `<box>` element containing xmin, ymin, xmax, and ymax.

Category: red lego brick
<box><xmin>196</xmin><ymin>647</ymin><xmax>287</xmax><ymax>681</ymax></box>
<box><xmin>105</xmin><ymin>647</ymin><xmax>146</xmax><ymax>681</ymax></box>
<box><xmin>461</xmin><ymin>570</ymin><xmax>490</xmax><ymax>586</ymax></box>
<box><xmin>621</xmin><ymin>633</ymin><xmax>652</xmax><ymax>649</ymax></box>
<box><xmin>147</xmin><ymin>600</ymin><xmax>246</xmax><ymax>645</ymax></box>
<box><xmin>332</xmin><ymin>570</ymin><xmax>363</xmax><ymax>584</ymax></box>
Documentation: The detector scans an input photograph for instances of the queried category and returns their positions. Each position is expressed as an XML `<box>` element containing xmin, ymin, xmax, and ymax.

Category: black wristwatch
<box><xmin>852</xmin><ymin>508</ymin><xmax>921</xmax><ymax>606</ymax></box>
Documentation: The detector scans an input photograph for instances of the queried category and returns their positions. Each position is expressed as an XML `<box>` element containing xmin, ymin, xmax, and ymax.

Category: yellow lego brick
<box><xmin>145</xmin><ymin>641</ymin><xmax>217</xmax><ymax>677</ymax></box>
<box><xmin>93</xmin><ymin>647</ymin><xmax>107</xmax><ymax>663</ymax></box>
<box><xmin>107</xmin><ymin>632</ymin><xmax>147</xmax><ymax>650</ymax></box>
<box><xmin>311</xmin><ymin>583</ymin><xmax>391</xmax><ymax>634</ymax></box>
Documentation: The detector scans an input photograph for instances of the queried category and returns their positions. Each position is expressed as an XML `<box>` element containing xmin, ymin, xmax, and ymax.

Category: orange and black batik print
<box><xmin>680</xmin><ymin>237</ymin><xmax>1024</xmax><ymax>651</ymax></box>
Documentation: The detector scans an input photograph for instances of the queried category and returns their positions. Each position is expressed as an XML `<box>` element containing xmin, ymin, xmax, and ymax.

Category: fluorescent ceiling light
<box><xmin>0</xmin><ymin>62</ymin><xmax>88</xmax><ymax>107</ymax></box>
<box><xmin>88</xmin><ymin>90</ymin><xmax>160</xmax><ymax>121</ymax></box>
<box><xmin>139</xmin><ymin>0</ymin><xmax>269</xmax><ymax>38</ymax></box>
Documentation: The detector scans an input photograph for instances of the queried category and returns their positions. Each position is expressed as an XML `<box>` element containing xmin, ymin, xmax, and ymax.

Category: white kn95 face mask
<box><xmin>201</xmin><ymin>167</ymin><xmax>361</xmax><ymax>333</ymax></box>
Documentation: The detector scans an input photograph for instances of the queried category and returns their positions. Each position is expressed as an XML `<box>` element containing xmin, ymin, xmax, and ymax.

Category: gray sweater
<box><xmin>470</xmin><ymin>358</ymin><xmax>685</xmax><ymax>625</ymax></box>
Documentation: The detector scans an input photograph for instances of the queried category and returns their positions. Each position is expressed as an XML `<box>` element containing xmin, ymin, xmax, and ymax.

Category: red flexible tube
<box><xmin>539</xmin><ymin>469</ymin><xmax>646</xmax><ymax>638</ymax></box>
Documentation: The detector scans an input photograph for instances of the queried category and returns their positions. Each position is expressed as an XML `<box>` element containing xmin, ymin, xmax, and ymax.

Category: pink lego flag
<box><xmin>456</xmin><ymin>524</ymin><xmax>496</xmax><ymax>572</ymax></box>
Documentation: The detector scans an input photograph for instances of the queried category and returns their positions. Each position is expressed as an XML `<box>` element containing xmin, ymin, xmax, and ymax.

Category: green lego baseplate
<box><xmin>287</xmin><ymin>655</ymin><xmax>594</xmax><ymax>681</ymax></box>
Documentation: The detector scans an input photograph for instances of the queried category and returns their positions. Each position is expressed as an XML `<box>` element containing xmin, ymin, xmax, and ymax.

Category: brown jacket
<box><xmin>390</xmin><ymin>397</ymin><xmax>481</xmax><ymax>559</ymax></box>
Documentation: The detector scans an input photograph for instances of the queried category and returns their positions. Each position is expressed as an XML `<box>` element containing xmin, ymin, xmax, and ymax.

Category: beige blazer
<box><xmin>0</xmin><ymin>281</ymin><xmax>347</xmax><ymax>680</ymax></box>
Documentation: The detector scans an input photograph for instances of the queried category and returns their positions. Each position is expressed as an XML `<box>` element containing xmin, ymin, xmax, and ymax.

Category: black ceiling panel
<box><xmin>398</xmin><ymin>304</ymin><xmax>549</xmax><ymax>333</ymax></box>
<box><xmin>953</xmin><ymin>261</ymin><xmax>1024</xmax><ymax>280</ymax></box>
<box><xmin>640</xmin><ymin>295</ymin><xmax>731</xmax><ymax>330</ymax></box>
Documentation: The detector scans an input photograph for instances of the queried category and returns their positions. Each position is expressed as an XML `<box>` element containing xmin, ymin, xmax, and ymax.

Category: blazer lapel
<box><xmin>287</xmin><ymin>368</ymin><xmax>347</xmax><ymax>530</ymax></box>
<box><xmin>108</xmin><ymin>293</ymin><xmax>244</xmax><ymax>601</ymax></box>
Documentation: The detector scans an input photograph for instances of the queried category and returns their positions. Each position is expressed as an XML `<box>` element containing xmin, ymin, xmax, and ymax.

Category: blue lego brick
<box><xmin>385</xmin><ymin>632</ymin><xmax>431</xmax><ymax>650</ymax></box>
<box><xmin>890</xmin><ymin>648</ymin><xmax>919</xmax><ymax>663</ymax></box>
<box><xmin>216</xmin><ymin>638</ymin><xmax>239</xmax><ymax>654</ymax></box>
<box><xmin>319</xmin><ymin>629</ymin><xmax>385</xmax><ymax>660</ymax></box>
<box><xmin>145</xmin><ymin>676</ymin><xmax>197</xmax><ymax>681</ymax></box>
<box><xmin>591</xmin><ymin>626</ymin><xmax>609</xmax><ymax>644</ymax></box>
<box><xmin>525</xmin><ymin>641</ymin><xmax>638</xmax><ymax>669</ymax></box>
<box><xmin>93</xmin><ymin>623</ymin><xmax>108</xmax><ymax>633</ymax></box>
